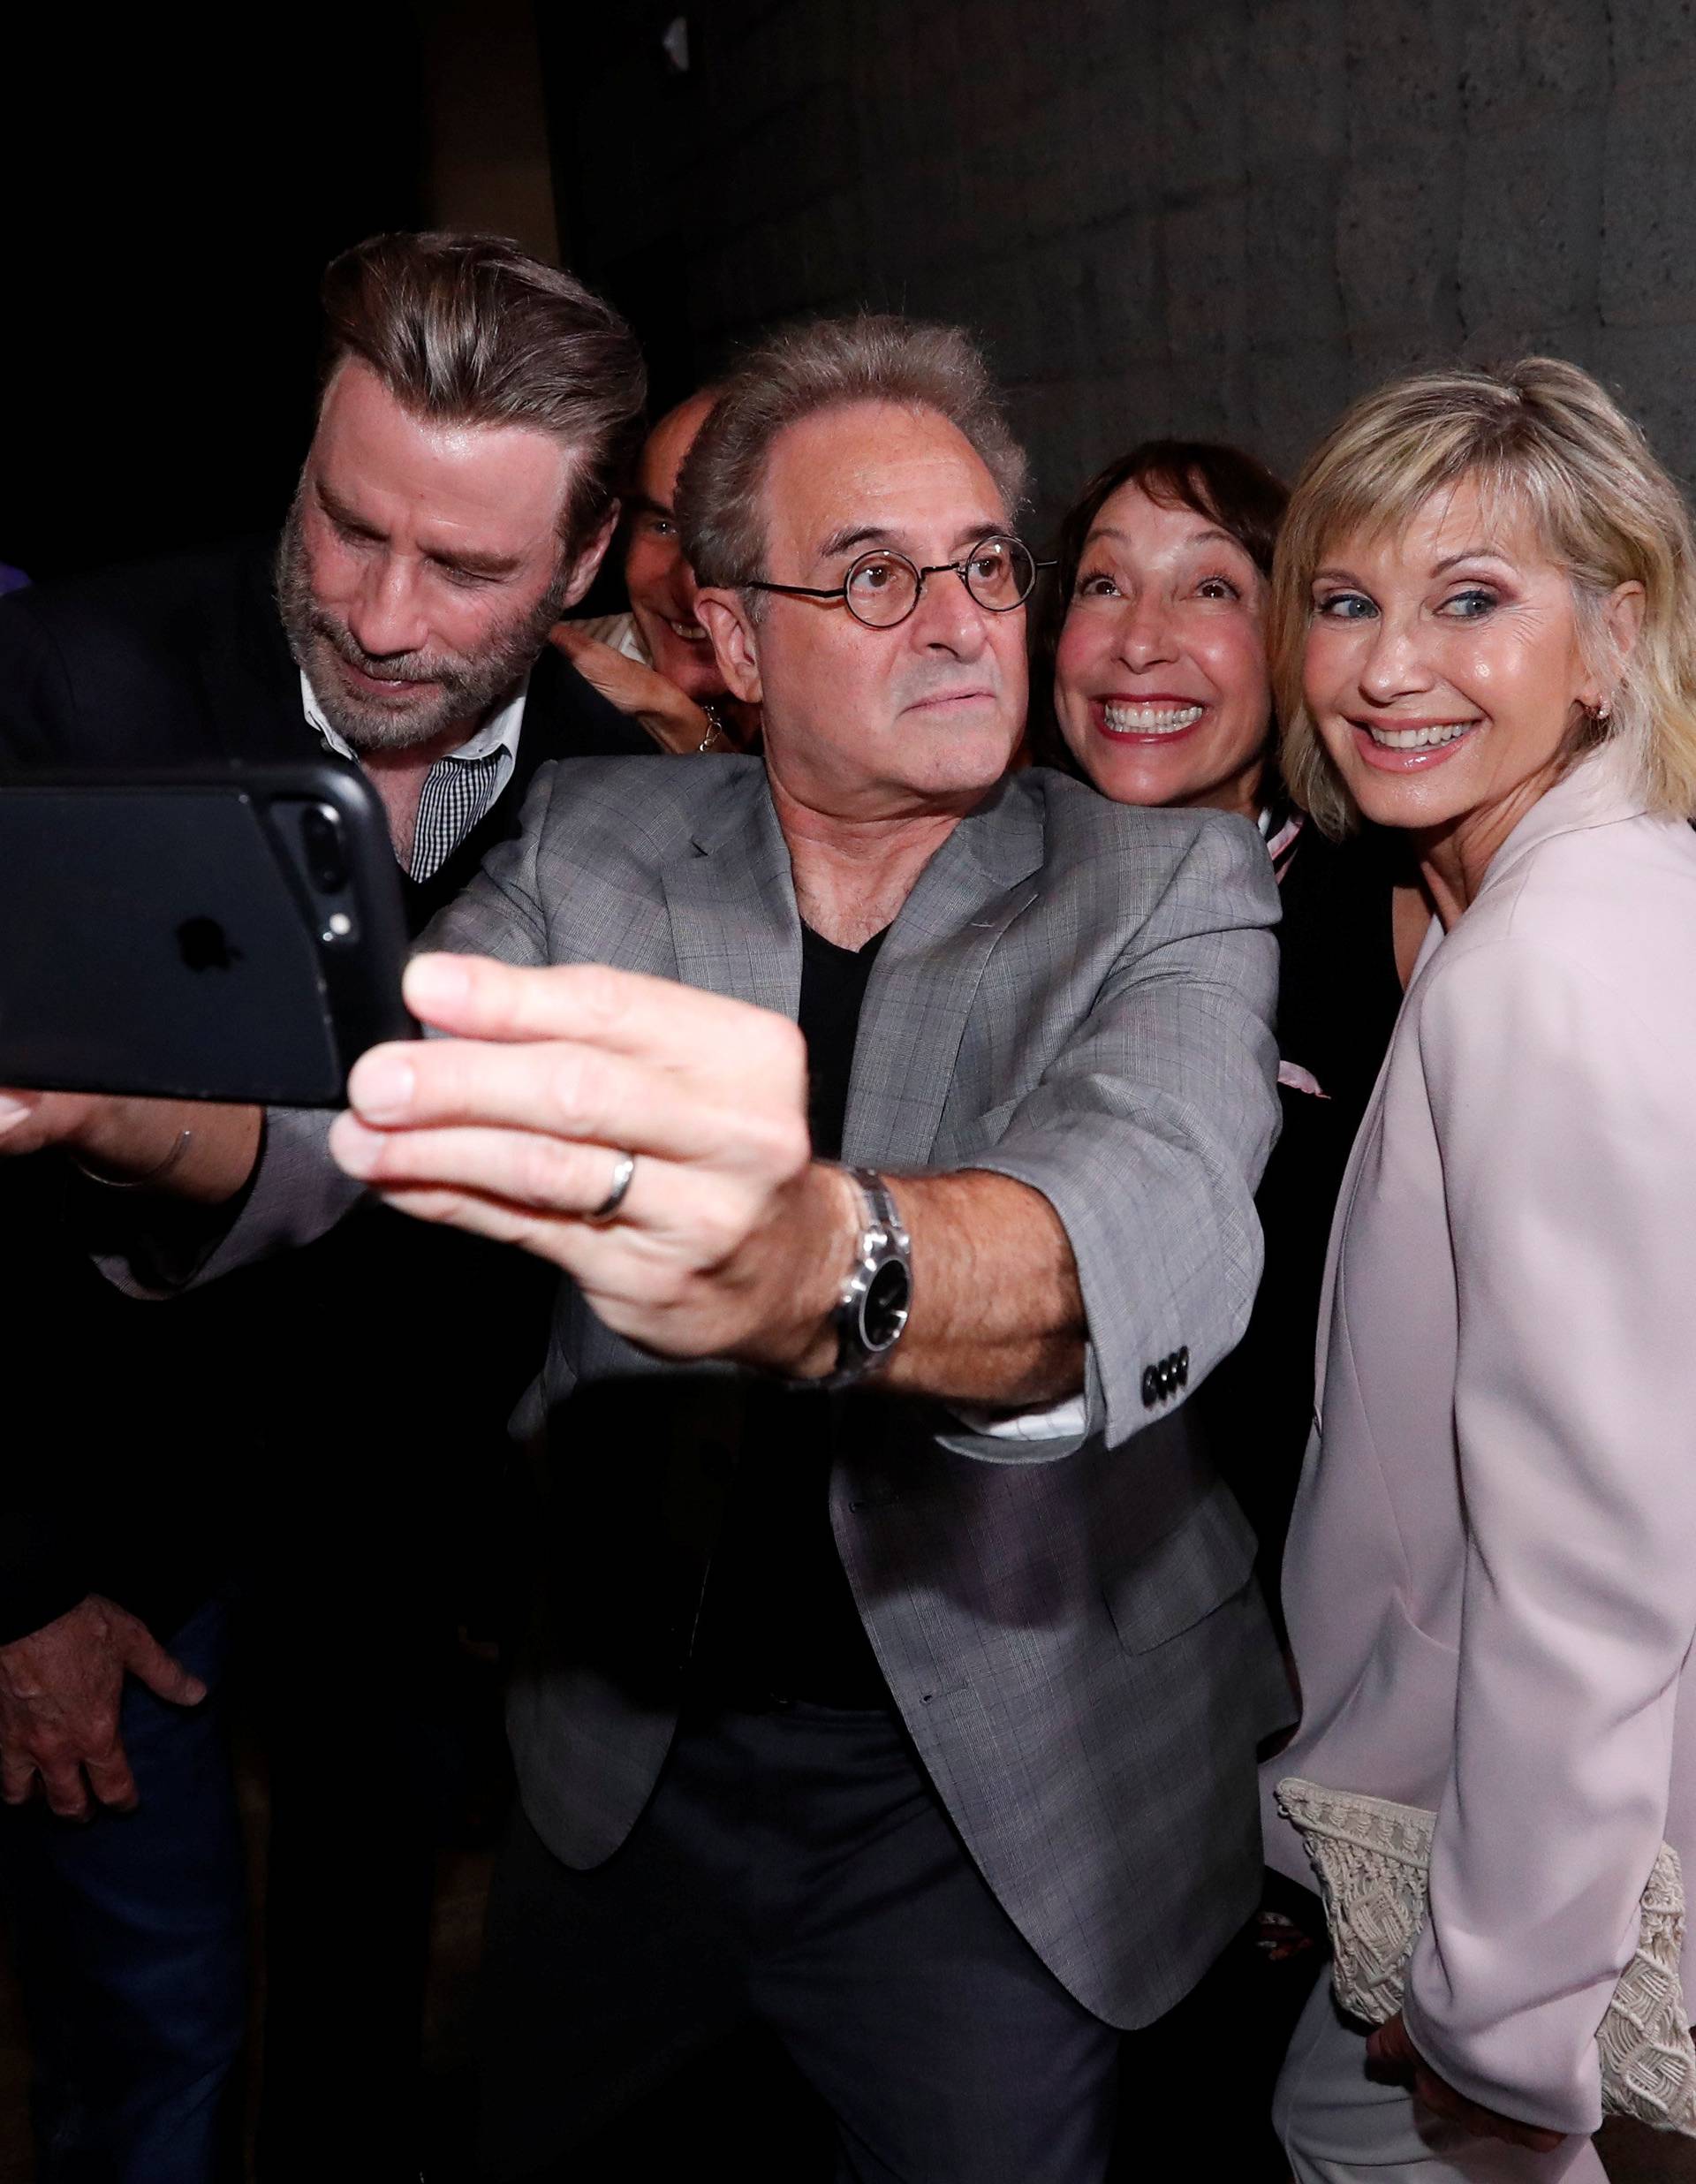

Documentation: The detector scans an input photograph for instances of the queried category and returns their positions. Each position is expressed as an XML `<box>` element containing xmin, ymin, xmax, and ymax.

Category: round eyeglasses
<box><xmin>744</xmin><ymin>534</ymin><xmax>1052</xmax><ymax>629</ymax></box>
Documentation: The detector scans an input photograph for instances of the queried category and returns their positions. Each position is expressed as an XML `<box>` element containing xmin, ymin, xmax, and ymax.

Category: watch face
<box><xmin>859</xmin><ymin>1259</ymin><xmax>912</xmax><ymax>1352</ymax></box>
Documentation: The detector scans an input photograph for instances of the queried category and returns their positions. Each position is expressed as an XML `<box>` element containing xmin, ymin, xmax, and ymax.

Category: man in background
<box><xmin>0</xmin><ymin>229</ymin><xmax>649</xmax><ymax>2183</ymax></box>
<box><xmin>556</xmin><ymin>387</ymin><xmax>761</xmax><ymax>752</ymax></box>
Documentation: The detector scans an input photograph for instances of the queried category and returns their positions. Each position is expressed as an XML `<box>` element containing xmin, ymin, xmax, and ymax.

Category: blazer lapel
<box><xmin>661</xmin><ymin>771</ymin><xmax>803</xmax><ymax>1017</ymax></box>
<box><xmin>1308</xmin><ymin>911</ymin><xmax>1442</xmax><ymax>1414</ymax></box>
<box><xmin>843</xmin><ymin>778</ymin><xmax>1044</xmax><ymax>1169</ymax></box>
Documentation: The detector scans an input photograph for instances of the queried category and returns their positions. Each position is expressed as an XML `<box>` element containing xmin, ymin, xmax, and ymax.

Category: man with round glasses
<box><xmin>24</xmin><ymin>315</ymin><xmax>1287</xmax><ymax>2180</ymax></box>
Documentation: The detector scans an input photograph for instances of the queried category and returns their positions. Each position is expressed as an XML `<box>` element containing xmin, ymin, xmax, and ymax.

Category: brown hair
<box><xmin>675</xmin><ymin>314</ymin><xmax>1028</xmax><ymax>596</ymax></box>
<box><xmin>1273</xmin><ymin>358</ymin><xmax>1696</xmax><ymax>835</ymax></box>
<box><xmin>318</xmin><ymin>231</ymin><xmax>647</xmax><ymax>543</ymax></box>
<box><xmin>1035</xmin><ymin>439</ymin><xmax>1290</xmax><ymax>770</ymax></box>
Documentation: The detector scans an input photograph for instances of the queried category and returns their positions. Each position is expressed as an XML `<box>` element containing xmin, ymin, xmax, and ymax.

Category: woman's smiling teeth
<box><xmin>1102</xmin><ymin>701</ymin><xmax>1205</xmax><ymax>735</ymax></box>
<box><xmin>1362</xmin><ymin>719</ymin><xmax>1478</xmax><ymax>750</ymax></box>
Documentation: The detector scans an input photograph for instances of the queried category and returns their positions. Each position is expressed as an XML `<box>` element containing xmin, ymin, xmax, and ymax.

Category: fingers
<box><xmin>546</xmin><ymin>628</ymin><xmax>698</xmax><ymax>728</ymax></box>
<box><xmin>34</xmin><ymin>1756</ymin><xmax>92</xmax><ymax>1821</ymax></box>
<box><xmin>5</xmin><ymin>1733</ymin><xmax>99</xmax><ymax>1820</ymax></box>
<box><xmin>1411</xmin><ymin>2066</ymin><xmax>1565</xmax><ymax>2154</ymax></box>
<box><xmin>548</xmin><ymin>631</ymin><xmax>640</xmax><ymax>702</ymax></box>
<box><xmin>0</xmin><ymin>1747</ymin><xmax>36</xmax><ymax>1807</ymax></box>
<box><xmin>331</xmin><ymin>1118</ymin><xmax>647</xmax><ymax>1220</ymax></box>
<box><xmin>344</xmin><ymin>1035</ymin><xmax>798</xmax><ymax>1171</ymax></box>
<box><xmin>339</xmin><ymin>970</ymin><xmax>810</xmax><ymax>1213</ymax></box>
<box><xmin>81</xmin><ymin>1741</ymin><xmax>140</xmax><ymax>1816</ymax></box>
<box><xmin>350</xmin><ymin>1179</ymin><xmax>568</xmax><ymax>1261</ymax></box>
<box><xmin>1492</xmin><ymin>2123</ymin><xmax>1564</xmax><ymax>2154</ymax></box>
<box><xmin>394</xmin><ymin>957</ymin><xmax>807</xmax><ymax>1086</ymax></box>
<box><xmin>332</xmin><ymin>956</ymin><xmax>825</xmax><ymax>1360</ymax></box>
<box><xmin>1364</xmin><ymin>2018</ymin><xmax>1415</xmax><ymax>2080</ymax></box>
<box><xmin>1434</xmin><ymin>2091</ymin><xmax>1563</xmax><ymax>2155</ymax></box>
<box><xmin>119</xmin><ymin>1624</ymin><xmax>208</xmax><ymax>1709</ymax></box>
<box><xmin>0</xmin><ymin>1088</ymin><xmax>95</xmax><ymax>1158</ymax></box>
<box><xmin>0</xmin><ymin>1735</ymin><xmax>140</xmax><ymax>1819</ymax></box>
<box><xmin>336</xmin><ymin>1149</ymin><xmax>750</xmax><ymax>1286</ymax></box>
<box><xmin>1367</xmin><ymin>2019</ymin><xmax>1563</xmax><ymax>2155</ymax></box>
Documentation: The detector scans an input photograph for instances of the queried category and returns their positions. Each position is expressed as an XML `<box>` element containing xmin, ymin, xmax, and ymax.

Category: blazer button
<box><xmin>1141</xmin><ymin>1365</ymin><xmax>1160</xmax><ymax>1408</ymax></box>
<box><xmin>1177</xmin><ymin>1346</ymin><xmax>1190</xmax><ymax>1386</ymax></box>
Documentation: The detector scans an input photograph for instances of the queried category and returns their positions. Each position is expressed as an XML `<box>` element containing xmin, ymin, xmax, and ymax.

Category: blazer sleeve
<box><xmin>961</xmin><ymin>811</ymin><xmax>1281</xmax><ymax>1453</ymax></box>
<box><xmin>1402</xmin><ymin>937</ymin><xmax>1696</xmax><ymax>2135</ymax></box>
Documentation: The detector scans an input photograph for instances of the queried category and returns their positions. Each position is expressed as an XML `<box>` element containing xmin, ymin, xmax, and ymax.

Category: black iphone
<box><xmin>0</xmin><ymin>761</ymin><xmax>418</xmax><ymax>1105</ymax></box>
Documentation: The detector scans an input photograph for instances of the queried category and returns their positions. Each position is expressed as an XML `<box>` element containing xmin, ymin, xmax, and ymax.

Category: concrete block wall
<box><xmin>553</xmin><ymin>0</ymin><xmax>1696</xmax><ymax>531</ymax></box>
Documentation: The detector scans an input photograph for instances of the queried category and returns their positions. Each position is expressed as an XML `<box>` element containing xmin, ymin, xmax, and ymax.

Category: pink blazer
<box><xmin>1261</xmin><ymin>745</ymin><xmax>1696</xmax><ymax>2136</ymax></box>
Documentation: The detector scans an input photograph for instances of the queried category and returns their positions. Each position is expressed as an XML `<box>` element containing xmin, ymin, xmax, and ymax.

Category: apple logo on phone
<box><xmin>176</xmin><ymin>916</ymin><xmax>243</xmax><ymax>972</ymax></box>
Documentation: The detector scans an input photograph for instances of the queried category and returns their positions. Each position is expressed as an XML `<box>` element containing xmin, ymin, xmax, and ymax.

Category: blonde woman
<box><xmin>1261</xmin><ymin>359</ymin><xmax>1696</xmax><ymax>2181</ymax></box>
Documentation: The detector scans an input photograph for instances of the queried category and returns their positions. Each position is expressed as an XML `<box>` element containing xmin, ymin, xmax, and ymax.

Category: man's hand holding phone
<box><xmin>328</xmin><ymin>952</ymin><xmax>848</xmax><ymax>1375</ymax></box>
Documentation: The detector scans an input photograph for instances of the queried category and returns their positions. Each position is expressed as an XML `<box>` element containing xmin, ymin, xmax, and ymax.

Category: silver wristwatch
<box><xmin>818</xmin><ymin>1166</ymin><xmax>912</xmax><ymax>1389</ymax></box>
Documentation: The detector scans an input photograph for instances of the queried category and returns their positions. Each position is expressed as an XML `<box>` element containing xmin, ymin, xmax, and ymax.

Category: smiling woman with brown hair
<box><xmin>1046</xmin><ymin>439</ymin><xmax>1285</xmax><ymax>816</ymax></box>
<box><xmin>1261</xmin><ymin>358</ymin><xmax>1696</xmax><ymax>2181</ymax></box>
<box><xmin>1046</xmin><ymin>444</ymin><xmax>1420</xmax><ymax>1596</ymax></box>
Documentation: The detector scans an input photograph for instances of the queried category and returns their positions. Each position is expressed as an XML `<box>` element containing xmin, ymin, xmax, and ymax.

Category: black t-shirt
<box><xmin>690</xmin><ymin>921</ymin><xmax>892</xmax><ymax>1707</ymax></box>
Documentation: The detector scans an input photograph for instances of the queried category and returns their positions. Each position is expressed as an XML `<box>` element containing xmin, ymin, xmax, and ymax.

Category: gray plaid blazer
<box><xmin>216</xmin><ymin>754</ymin><xmax>1288</xmax><ymax>2028</ymax></box>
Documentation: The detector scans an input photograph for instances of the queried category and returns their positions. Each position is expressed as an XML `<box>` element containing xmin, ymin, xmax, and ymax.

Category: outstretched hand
<box><xmin>329</xmin><ymin>952</ymin><xmax>851</xmax><ymax>1374</ymax></box>
<box><xmin>1366</xmin><ymin>2013</ymin><xmax>1566</xmax><ymax>2154</ymax></box>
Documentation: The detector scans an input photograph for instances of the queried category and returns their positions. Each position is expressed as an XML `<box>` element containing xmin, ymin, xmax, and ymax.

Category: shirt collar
<box><xmin>298</xmin><ymin>669</ymin><xmax>531</xmax><ymax>767</ymax></box>
<box><xmin>1260</xmin><ymin>806</ymin><xmax>1304</xmax><ymax>868</ymax></box>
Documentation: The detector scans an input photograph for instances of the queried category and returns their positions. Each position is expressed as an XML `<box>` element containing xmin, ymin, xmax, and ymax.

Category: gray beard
<box><xmin>274</xmin><ymin>493</ymin><xmax>571</xmax><ymax>753</ymax></box>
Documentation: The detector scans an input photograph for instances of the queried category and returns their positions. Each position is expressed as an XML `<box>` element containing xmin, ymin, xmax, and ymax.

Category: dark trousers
<box><xmin>0</xmin><ymin>1596</ymin><xmax>246</xmax><ymax>2184</ymax></box>
<box><xmin>252</xmin><ymin>1566</ymin><xmax>488</xmax><ymax>2183</ymax></box>
<box><xmin>480</xmin><ymin>1701</ymin><xmax>1121</xmax><ymax>2184</ymax></box>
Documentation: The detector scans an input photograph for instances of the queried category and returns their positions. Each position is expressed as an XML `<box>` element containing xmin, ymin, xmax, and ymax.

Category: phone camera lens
<box><xmin>300</xmin><ymin>806</ymin><xmax>348</xmax><ymax>893</ymax></box>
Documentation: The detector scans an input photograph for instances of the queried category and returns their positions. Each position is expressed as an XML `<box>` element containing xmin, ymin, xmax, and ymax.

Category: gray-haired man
<box><xmin>16</xmin><ymin>315</ymin><xmax>1289</xmax><ymax>2180</ymax></box>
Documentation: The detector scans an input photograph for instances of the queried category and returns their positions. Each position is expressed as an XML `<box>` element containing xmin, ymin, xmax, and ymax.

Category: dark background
<box><xmin>549</xmin><ymin>0</ymin><xmax>1696</xmax><ymax>527</ymax></box>
<box><xmin>7</xmin><ymin>2</ymin><xmax>1695</xmax><ymax>585</ymax></box>
<box><xmin>4</xmin><ymin>13</ymin><xmax>426</xmax><ymax>582</ymax></box>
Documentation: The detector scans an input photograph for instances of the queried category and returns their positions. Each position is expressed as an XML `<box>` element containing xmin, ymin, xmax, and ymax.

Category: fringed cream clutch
<box><xmin>1275</xmin><ymin>1776</ymin><xmax>1696</xmax><ymax>2136</ymax></box>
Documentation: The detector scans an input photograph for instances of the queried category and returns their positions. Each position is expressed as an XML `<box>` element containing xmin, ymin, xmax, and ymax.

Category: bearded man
<box><xmin>0</xmin><ymin>231</ymin><xmax>651</xmax><ymax>2184</ymax></box>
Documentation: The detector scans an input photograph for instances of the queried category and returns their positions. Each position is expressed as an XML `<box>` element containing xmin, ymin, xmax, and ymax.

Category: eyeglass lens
<box><xmin>843</xmin><ymin>536</ymin><xmax>1036</xmax><ymax>626</ymax></box>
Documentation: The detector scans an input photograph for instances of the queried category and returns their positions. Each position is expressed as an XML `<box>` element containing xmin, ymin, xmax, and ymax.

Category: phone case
<box><xmin>0</xmin><ymin>760</ymin><xmax>418</xmax><ymax>1104</ymax></box>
